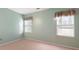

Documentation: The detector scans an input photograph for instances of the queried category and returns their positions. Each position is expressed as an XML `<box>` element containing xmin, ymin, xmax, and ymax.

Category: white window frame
<box><xmin>24</xmin><ymin>19</ymin><xmax>32</xmax><ymax>33</ymax></box>
<box><xmin>55</xmin><ymin>15</ymin><xmax>75</xmax><ymax>37</ymax></box>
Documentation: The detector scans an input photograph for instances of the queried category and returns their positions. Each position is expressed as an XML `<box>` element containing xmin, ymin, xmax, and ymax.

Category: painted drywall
<box><xmin>0</xmin><ymin>8</ymin><xmax>23</xmax><ymax>44</ymax></box>
<box><xmin>23</xmin><ymin>8</ymin><xmax>79</xmax><ymax>48</ymax></box>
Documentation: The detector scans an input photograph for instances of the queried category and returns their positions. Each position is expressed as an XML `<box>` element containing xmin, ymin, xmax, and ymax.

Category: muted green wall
<box><xmin>0</xmin><ymin>8</ymin><xmax>23</xmax><ymax>43</ymax></box>
<box><xmin>23</xmin><ymin>8</ymin><xmax>79</xmax><ymax>48</ymax></box>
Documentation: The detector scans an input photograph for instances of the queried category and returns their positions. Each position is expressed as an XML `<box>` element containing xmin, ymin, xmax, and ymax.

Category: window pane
<box><xmin>24</xmin><ymin>20</ymin><xmax>32</xmax><ymax>26</ymax></box>
<box><xmin>57</xmin><ymin>28</ymin><xmax>74</xmax><ymax>37</ymax></box>
<box><xmin>56</xmin><ymin>17</ymin><xmax>62</xmax><ymax>25</ymax></box>
<box><xmin>56</xmin><ymin>15</ymin><xmax>74</xmax><ymax>37</ymax></box>
<box><xmin>25</xmin><ymin>26</ymin><xmax>32</xmax><ymax>32</ymax></box>
<box><xmin>62</xmin><ymin>16</ymin><xmax>74</xmax><ymax>25</ymax></box>
<box><xmin>24</xmin><ymin>20</ymin><xmax>32</xmax><ymax>32</ymax></box>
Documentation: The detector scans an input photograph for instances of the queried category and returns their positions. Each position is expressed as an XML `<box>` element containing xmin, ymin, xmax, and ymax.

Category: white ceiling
<box><xmin>9</xmin><ymin>8</ymin><xmax>48</xmax><ymax>15</ymax></box>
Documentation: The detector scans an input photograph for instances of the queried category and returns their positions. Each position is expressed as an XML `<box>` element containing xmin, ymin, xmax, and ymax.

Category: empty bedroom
<box><xmin>0</xmin><ymin>8</ymin><xmax>79</xmax><ymax>50</ymax></box>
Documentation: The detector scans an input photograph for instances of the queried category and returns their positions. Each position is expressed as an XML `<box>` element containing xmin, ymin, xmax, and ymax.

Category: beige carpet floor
<box><xmin>0</xmin><ymin>39</ymin><xmax>75</xmax><ymax>50</ymax></box>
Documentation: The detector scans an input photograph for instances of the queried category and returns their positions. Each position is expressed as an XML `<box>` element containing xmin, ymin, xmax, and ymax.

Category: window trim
<box><xmin>56</xmin><ymin>15</ymin><xmax>75</xmax><ymax>37</ymax></box>
<box><xmin>24</xmin><ymin>17</ymin><xmax>33</xmax><ymax>33</ymax></box>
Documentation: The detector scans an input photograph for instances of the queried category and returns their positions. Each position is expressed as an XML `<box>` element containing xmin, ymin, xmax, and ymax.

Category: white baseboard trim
<box><xmin>0</xmin><ymin>38</ymin><xmax>22</xmax><ymax>46</ymax></box>
<box><xmin>25</xmin><ymin>38</ymin><xmax>79</xmax><ymax>50</ymax></box>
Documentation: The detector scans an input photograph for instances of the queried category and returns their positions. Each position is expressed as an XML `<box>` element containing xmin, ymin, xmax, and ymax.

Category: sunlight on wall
<box><xmin>19</xmin><ymin>19</ymin><xmax>23</xmax><ymax>34</ymax></box>
<box><xmin>35</xmin><ymin>18</ymin><xmax>42</xmax><ymax>25</ymax></box>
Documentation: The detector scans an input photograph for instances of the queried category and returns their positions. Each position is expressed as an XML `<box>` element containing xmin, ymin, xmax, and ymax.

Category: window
<box><xmin>24</xmin><ymin>17</ymin><xmax>32</xmax><ymax>33</ymax></box>
<box><xmin>55</xmin><ymin>10</ymin><xmax>75</xmax><ymax>37</ymax></box>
